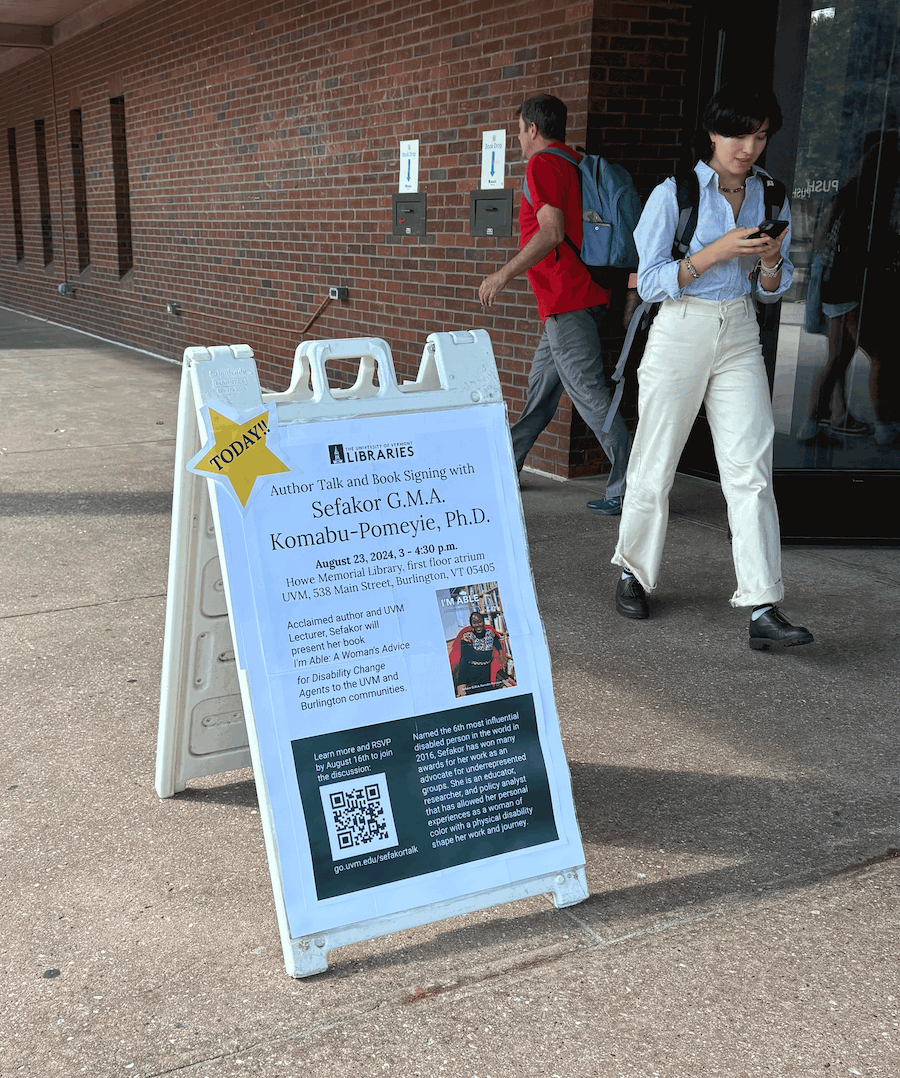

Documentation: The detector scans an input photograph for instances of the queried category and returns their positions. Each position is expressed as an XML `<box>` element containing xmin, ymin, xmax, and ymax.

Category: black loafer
<box><xmin>615</xmin><ymin>573</ymin><xmax>649</xmax><ymax>619</ymax></box>
<box><xmin>749</xmin><ymin>606</ymin><xmax>814</xmax><ymax>650</ymax></box>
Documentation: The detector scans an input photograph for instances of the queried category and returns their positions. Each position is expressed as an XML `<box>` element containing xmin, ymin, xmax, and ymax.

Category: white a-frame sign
<box><xmin>156</xmin><ymin>332</ymin><xmax>587</xmax><ymax>977</ymax></box>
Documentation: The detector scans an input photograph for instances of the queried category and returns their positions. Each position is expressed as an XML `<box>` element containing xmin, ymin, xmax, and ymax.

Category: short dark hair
<box><xmin>518</xmin><ymin>94</ymin><xmax>567</xmax><ymax>142</ymax></box>
<box><xmin>695</xmin><ymin>85</ymin><xmax>783</xmax><ymax>162</ymax></box>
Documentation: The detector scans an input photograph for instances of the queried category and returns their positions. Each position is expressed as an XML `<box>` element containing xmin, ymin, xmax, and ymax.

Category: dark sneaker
<box><xmin>588</xmin><ymin>496</ymin><xmax>622</xmax><ymax>516</ymax></box>
<box><xmin>796</xmin><ymin>418</ymin><xmax>840</xmax><ymax>445</ymax></box>
<box><xmin>823</xmin><ymin>414</ymin><xmax>873</xmax><ymax>437</ymax></box>
<box><xmin>749</xmin><ymin>607</ymin><xmax>814</xmax><ymax>650</ymax></box>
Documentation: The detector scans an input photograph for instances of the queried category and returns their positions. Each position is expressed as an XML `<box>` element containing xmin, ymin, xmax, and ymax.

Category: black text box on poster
<box><xmin>292</xmin><ymin>692</ymin><xmax>557</xmax><ymax>900</ymax></box>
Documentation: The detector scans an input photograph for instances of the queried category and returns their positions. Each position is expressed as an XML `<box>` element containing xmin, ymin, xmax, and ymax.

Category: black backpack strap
<box><xmin>671</xmin><ymin>170</ymin><xmax>699</xmax><ymax>260</ymax></box>
<box><xmin>748</xmin><ymin>169</ymin><xmax>788</xmax><ymax>307</ymax></box>
<box><xmin>754</xmin><ymin>168</ymin><xmax>787</xmax><ymax>221</ymax></box>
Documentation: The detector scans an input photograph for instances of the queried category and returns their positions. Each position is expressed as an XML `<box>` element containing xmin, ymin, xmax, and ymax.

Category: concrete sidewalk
<box><xmin>2</xmin><ymin>305</ymin><xmax>898</xmax><ymax>1078</ymax></box>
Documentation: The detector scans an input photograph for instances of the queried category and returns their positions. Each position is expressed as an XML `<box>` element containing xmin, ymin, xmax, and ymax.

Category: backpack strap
<box><xmin>601</xmin><ymin>300</ymin><xmax>659</xmax><ymax>434</ymax></box>
<box><xmin>755</xmin><ymin>168</ymin><xmax>787</xmax><ymax>222</ymax></box>
<box><xmin>607</xmin><ymin>168</ymin><xmax>701</xmax><ymax>434</ymax></box>
<box><xmin>522</xmin><ymin>146</ymin><xmax>580</xmax><ymax>204</ymax></box>
<box><xmin>671</xmin><ymin>170</ymin><xmax>700</xmax><ymax>261</ymax></box>
<box><xmin>748</xmin><ymin>168</ymin><xmax>788</xmax><ymax>305</ymax></box>
<box><xmin>523</xmin><ymin>146</ymin><xmax>583</xmax><ymax>260</ymax></box>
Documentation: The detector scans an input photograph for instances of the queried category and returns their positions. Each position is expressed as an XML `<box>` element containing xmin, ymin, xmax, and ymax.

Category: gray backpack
<box><xmin>524</xmin><ymin>147</ymin><xmax>641</xmax><ymax>269</ymax></box>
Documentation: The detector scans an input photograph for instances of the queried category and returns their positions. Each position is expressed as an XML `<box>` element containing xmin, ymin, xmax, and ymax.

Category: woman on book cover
<box><xmin>449</xmin><ymin>612</ymin><xmax>509</xmax><ymax>696</ymax></box>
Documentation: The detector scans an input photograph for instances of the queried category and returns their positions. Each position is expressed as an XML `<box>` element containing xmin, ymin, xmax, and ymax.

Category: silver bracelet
<box><xmin>758</xmin><ymin>257</ymin><xmax>784</xmax><ymax>279</ymax></box>
<box><xmin>683</xmin><ymin>256</ymin><xmax>699</xmax><ymax>279</ymax></box>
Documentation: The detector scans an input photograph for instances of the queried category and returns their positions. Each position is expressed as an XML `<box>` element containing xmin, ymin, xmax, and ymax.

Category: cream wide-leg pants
<box><xmin>612</xmin><ymin>294</ymin><xmax>784</xmax><ymax>608</ymax></box>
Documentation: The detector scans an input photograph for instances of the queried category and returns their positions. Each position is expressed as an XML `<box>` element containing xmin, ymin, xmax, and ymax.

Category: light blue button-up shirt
<box><xmin>634</xmin><ymin>160</ymin><xmax>793</xmax><ymax>304</ymax></box>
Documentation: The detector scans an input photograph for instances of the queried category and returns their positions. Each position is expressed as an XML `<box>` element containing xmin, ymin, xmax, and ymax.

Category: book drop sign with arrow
<box><xmin>481</xmin><ymin>129</ymin><xmax>507</xmax><ymax>190</ymax></box>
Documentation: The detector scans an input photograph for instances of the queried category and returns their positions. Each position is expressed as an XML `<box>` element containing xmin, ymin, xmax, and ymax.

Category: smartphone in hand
<box><xmin>747</xmin><ymin>219</ymin><xmax>788</xmax><ymax>240</ymax></box>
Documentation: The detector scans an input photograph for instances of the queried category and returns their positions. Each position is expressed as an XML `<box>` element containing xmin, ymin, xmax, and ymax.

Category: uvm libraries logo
<box><xmin>327</xmin><ymin>442</ymin><xmax>415</xmax><ymax>465</ymax></box>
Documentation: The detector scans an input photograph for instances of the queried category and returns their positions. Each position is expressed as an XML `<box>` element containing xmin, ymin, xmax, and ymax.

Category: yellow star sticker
<box><xmin>192</xmin><ymin>407</ymin><xmax>290</xmax><ymax>507</ymax></box>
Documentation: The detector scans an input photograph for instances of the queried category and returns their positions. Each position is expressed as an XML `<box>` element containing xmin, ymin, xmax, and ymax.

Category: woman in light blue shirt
<box><xmin>611</xmin><ymin>85</ymin><xmax>814</xmax><ymax>650</ymax></box>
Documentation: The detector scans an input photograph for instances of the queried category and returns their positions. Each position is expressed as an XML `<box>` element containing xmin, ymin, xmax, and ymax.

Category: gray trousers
<box><xmin>510</xmin><ymin>306</ymin><xmax>632</xmax><ymax>498</ymax></box>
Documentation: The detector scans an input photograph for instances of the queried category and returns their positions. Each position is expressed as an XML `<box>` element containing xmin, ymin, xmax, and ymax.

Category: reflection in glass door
<box><xmin>773</xmin><ymin>1</ymin><xmax>900</xmax><ymax>472</ymax></box>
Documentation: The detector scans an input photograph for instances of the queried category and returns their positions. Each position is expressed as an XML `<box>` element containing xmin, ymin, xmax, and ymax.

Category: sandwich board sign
<box><xmin>156</xmin><ymin>331</ymin><xmax>588</xmax><ymax>977</ymax></box>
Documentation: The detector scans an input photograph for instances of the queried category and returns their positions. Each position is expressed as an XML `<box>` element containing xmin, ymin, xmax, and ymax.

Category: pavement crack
<box><xmin>0</xmin><ymin>594</ymin><xmax>167</xmax><ymax>620</ymax></box>
<box><xmin>559</xmin><ymin>902</ymin><xmax>606</xmax><ymax>944</ymax></box>
<box><xmin>3</xmin><ymin>437</ymin><xmax>177</xmax><ymax>454</ymax></box>
<box><xmin>139</xmin><ymin>1008</ymin><xmax>384</xmax><ymax>1076</ymax></box>
<box><xmin>831</xmin><ymin>846</ymin><xmax>900</xmax><ymax>874</ymax></box>
<box><xmin>142</xmin><ymin>1046</ymin><xmax>261</xmax><ymax>1078</ymax></box>
<box><xmin>398</xmin><ymin>943</ymin><xmax>583</xmax><ymax>1004</ymax></box>
<box><xmin>4</xmin><ymin>437</ymin><xmax>176</xmax><ymax>455</ymax></box>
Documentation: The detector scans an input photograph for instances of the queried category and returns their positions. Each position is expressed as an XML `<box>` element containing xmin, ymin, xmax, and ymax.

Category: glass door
<box><xmin>769</xmin><ymin>0</ymin><xmax>900</xmax><ymax>538</ymax></box>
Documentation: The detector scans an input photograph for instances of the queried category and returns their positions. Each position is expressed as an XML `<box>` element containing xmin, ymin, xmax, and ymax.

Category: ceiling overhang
<box><xmin>0</xmin><ymin>0</ymin><xmax>147</xmax><ymax>75</ymax></box>
<box><xmin>0</xmin><ymin>23</ymin><xmax>54</xmax><ymax>47</ymax></box>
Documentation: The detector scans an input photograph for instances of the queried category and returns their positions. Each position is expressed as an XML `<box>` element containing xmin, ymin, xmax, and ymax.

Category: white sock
<box><xmin>751</xmin><ymin>604</ymin><xmax>774</xmax><ymax>621</ymax></box>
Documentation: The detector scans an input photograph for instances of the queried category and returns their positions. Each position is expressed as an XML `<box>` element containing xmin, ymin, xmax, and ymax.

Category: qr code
<box><xmin>319</xmin><ymin>773</ymin><xmax>399</xmax><ymax>862</ymax></box>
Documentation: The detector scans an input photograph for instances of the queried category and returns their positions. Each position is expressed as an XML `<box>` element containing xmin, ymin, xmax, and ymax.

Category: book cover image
<box><xmin>436</xmin><ymin>581</ymin><xmax>517</xmax><ymax>698</ymax></box>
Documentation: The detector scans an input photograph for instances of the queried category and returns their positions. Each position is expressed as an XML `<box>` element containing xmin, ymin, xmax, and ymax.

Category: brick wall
<box><xmin>570</xmin><ymin>1</ymin><xmax>693</xmax><ymax>472</ymax></box>
<box><xmin>587</xmin><ymin>2</ymin><xmax>692</xmax><ymax>194</ymax></box>
<box><xmin>0</xmin><ymin>0</ymin><xmax>694</xmax><ymax>477</ymax></box>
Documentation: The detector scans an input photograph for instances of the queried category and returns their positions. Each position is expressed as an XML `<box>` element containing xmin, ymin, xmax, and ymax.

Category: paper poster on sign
<box><xmin>481</xmin><ymin>129</ymin><xmax>507</xmax><ymax>190</ymax></box>
<box><xmin>205</xmin><ymin>401</ymin><xmax>581</xmax><ymax>939</ymax></box>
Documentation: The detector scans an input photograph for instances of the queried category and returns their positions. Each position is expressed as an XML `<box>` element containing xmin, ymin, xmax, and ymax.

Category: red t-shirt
<box><xmin>521</xmin><ymin>143</ymin><xmax>611</xmax><ymax>321</ymax></box>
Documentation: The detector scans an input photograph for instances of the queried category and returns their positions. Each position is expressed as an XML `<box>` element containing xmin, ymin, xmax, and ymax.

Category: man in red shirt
<box><xmin>479</xmin><ymin>94</ymin><xmax>631</xmax><ymax>514</ymax></box>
